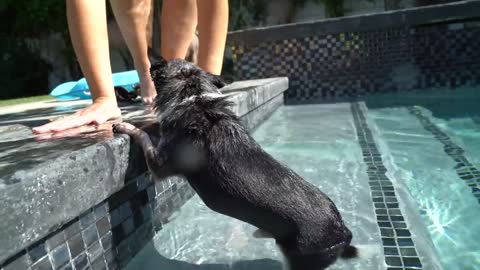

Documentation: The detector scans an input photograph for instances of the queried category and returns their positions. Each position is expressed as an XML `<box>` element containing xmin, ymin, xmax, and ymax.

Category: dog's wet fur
<box><xmin>113</xmin><ymin>58</ymin><xmax>358</xmax><ymax>270</ymax></box>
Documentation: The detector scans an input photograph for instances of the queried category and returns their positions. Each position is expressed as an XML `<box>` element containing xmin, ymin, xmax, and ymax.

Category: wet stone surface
<box><xmin>0</xmin><ymin>77</ymin><xmax>288</xmax><ymax>265</ymax></box>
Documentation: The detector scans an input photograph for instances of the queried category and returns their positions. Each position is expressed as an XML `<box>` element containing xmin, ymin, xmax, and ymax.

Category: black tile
<box><xmin>31</xmin><ymin>256</ymin><xmax>52</xmax><ymax>270</ymax></box>
<box><xmin>398</xmin><ymin>238</ymin><xmax>414</xmax><ymax>247</ymax></box>
<box><xmin>384</xmin><ymin>247</ymin><xmax>399</xmax><ymax>256</ymax></box>
<box><xmin>116</xmin><ymin>241</ymin><xmax>131</xmax><ymax>263</ymax></box>
<box><xmin>94</xmin><ymin>203</ymin><xmax>109</xmax><ymax>221</ymax></box>
<box><xmin>64</xmin><ymin>220</ymin><xmax>81</xmax><ymax>240</ymax></box>
<box><xmin>122</xmin><ymin>218</ymin><xmax>135</xmax><ymax>236</ymax></box>
<box><xmin>45</xmin><ymin>231</ymin><xmax>66</xmax><ymax>252</ymax></box>
<box><xmin>403</xmin><ymin>257</ymin><xmax>422</xmax><ymax>267</ymax></box>
<box><xmin>67</xmin><ymin>233</ymin><xmax>85</xmax><ymax>259</ymax></box>
<box><xmin>87</xmin><ymin>242</ymin><xmax>103</xmax><ymax>264</ymax></box>
<box><xmin>381</xmin><ymin>228</ymin><xmax>395</xmax><ymax>237</ymax></box>
<box><xmin>400</xmin><ymin>248</ymin><xmax>418</xmax><ymax>257</ymax></box>
<box><xmin>385</xmin><ymin>256</ymin><xmax>402</xmax><ymax>267</ymax></box>
<box><xmin>91</xmin><ymin>257</ymin><xmax>107</xmax><ymax>270</ymax></box>
<box><xmin>82</xmin><ymin>224</ymin><xmax>99</xmax><ymax>247</ymax></box>
<box><xmin>395</xmin><ymin>229</ymin><xmax>411</xmax><ymax>237</ymax></box>
<box><xmin>382</xmin><ymin>237</ymin><xmax>397</xmax><ymax>246</ymax></box>
<box><xmin>104</xmin><ymin>248</ymin><xmax>116</xmax><ymax>264</ymax></box>
<box><xmin>392</xmin><ymin>222</ymin><xmax>407</xmax><ymax>229</ymax></box>
<box><xmin>375</xmin><ymin>209</ymin><xmax>387</xmax><ymax>215</ymax></box>
<box><xmin>72</xmin><ymin>253</ymin><xmax>89</xmax><ymax>270</ymax></box>
<box><xmin>391</xmin><ymin>216</ymin><xmax>404</xmax><ymax>222</ymax></box>
<box><xmin>378</xmin><ymin>215</ymin><xmax>389</xmax><ymax>221</ymax></box>
<box><xmin>101</xmin><ymin>232</ymin><xmax>114</xmax><ymax>250</ymax></box>
<box><xmin>96</xmin><ymin>217</ymin><xmax>111</xmax><ymax>238</ymax></box>
<box><xmin>50</xmin><ymin>243</ymin><xmax>70</xmax><ymax>269</ymax></box>
<box><xmin>79</xmin><ymin>211</ymin><xmax>96</xmax><ymax>229</ymax></box>
<box><xmin>378</xmin><ymin>221</ymin><xmax>392</xmax><ymax>228</ymax></box>
<box><xmin>111</xmin><ymin>224</ymin><xmax>126</xmax><ymax>246</ymax></box>
<box><xmin>28</xmin><ymin>242</ymin><xmax>47</xmax><ymax>262</ymax></box>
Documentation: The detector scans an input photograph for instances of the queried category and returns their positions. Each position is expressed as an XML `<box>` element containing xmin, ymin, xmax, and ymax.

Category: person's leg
<box><xmin>160</xmin><ymin>0</ymin><xmax>198</xmax><ymax>61</ymax></box>
<box><xmin>33</xmin><ymin>0</ymin><xmax>121</xmax><ymax>134</ymax></box>
<box><xmin>110</xmin><ymin>0</ymin><xmax>157</xmax><ymax>104</ymax></box>
<box><xmin>196</xmin><ymin>0</ymin><xmax>228</xmax><ymax>75</ymax></box>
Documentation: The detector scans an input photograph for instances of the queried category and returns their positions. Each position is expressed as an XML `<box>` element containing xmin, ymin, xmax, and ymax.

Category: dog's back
<box><xmin>182</xmin><ymin>114</ymin><xmax>356</xmax><ymax>269</ymax></box>
<box><xmin>150</xmin><ymin>58</ymin><xmax>357</xmax><ymax>269</ymax></box>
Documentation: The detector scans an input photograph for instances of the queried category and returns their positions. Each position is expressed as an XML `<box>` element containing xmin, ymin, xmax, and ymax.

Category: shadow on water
<box><xmin>128</xmin><ymin>242</ymin><xmax>283</xmax><ymax>270</ymax></box>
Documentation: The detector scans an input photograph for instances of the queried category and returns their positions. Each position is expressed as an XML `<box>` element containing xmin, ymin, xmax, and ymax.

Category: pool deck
<box><xmin>0</xmin><ymin>78</ymin><xmax>288</xmax><ymax>268</ymax></box>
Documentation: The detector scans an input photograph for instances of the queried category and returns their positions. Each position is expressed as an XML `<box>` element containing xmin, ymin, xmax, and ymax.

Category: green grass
<box><xmin>0</xmin><ymin>95</ymin><xmax>54</xmax><ymax>107</ymax></box>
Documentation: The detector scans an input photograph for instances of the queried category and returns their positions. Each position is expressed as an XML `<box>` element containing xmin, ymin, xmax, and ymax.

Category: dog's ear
<box><xmin>150</xmin><ymin>57</ymin><xmax>168</xmax><ymax>81</ymax></box>
<box><xmin>205</xmin><ymin>72</ymin><xmax>227</xmax><ymax>89</ymax></box>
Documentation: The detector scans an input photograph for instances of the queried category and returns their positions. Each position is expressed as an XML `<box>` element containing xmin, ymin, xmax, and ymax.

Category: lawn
<box><xmin>0</xmin><ymin>95</ymin><xmax>54</xmax><ymax>107</ymax></box>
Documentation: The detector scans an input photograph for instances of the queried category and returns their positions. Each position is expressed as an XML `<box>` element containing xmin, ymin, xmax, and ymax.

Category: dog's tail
<box><xmin>340</xmin><ymin>245</ymin><xmax>358</xmax><ymax>259</ymax></box>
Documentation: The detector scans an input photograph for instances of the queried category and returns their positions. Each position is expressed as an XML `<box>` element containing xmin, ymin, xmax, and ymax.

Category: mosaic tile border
<box><xmin>229</xmin><ymin>17</ymin><xmax>480</xmax><ymax>104</ymax></box>
<box><xmin>409</xmin><ymin>106</ymin><xmax>480</xmax><ymax>204</ymax></box>
<box><xmin>351</xmin><ymin>103</ymin><xmax>423</xmax><ymax>270</ymax></box>
<box><xmin>0</xmin><ymin>175</ymin><xmax>195</xmax><ymax>270</ymax></box>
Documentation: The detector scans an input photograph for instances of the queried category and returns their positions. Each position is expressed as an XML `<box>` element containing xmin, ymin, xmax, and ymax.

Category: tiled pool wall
<box><xmin>228</xmin><ymin>1</ymin><xmax>480</xmax><ymax>105</ymax></box>
<box><xmin>1</xmin><ymin>175</ymin><xmax>194</xmax><ymax>270</ymax></box>
<box><xmin>0</xmin><ymin>79</ymin><xmax>287</xmax><ymax>270</ymax></box>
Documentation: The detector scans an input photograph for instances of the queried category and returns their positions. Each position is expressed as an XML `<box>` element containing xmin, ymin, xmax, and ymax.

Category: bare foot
<box><xmin>138</xmin><ymin>72</ymin><xmax>157</xmax><ymax>105</ymax></box>
<box><xmin>32</xmin><ymin>98</ymin><xmax>122</xmax><ymax>134</ymax></box>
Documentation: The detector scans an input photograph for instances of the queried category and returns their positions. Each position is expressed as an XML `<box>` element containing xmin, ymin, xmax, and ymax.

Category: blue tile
<box><xmin>79</xmin><ymin>211</ymin><xmax>95</xmax><ymax>229</ymax></box>
<box><xmin>28</xmin><ymin>242</ymin><xmax>47</xmax><ymax>262</ymax></box>
<box><xmin>398</xmin><ymin>238</ymin><xmax>414</xmax><ymax>247</ymax></box>
<box><xmin>400</xmin><ymin>248</ymin><xmax>418</xmax><ymax>257</ymax></box>
<box><xmin>64</xmin><ymin>220</ymin><xmax>81</xmax><ymax>240</ymax></box>
<box><xmin>100</xmin><ymin>232</ymin><xmax>113</xmax><ymax>250</ymax></box>
<box><xmin>67</xmin><ymin>233</ymin><xmax>85</xmax><ymax>259</ymax></box>
<box><xmin>87</xmin><ymin>242</ymin><xmax>103</xmax><ymax>264</ymax></box>
<box><xmin>122</xmin><ymin>218</ymin><xmax>135</xmax><ymax>237</ymax></box>
<box><xmin>384</xmin><ymin>247</ymin><xmax>399</xmax><ymax>256</ymax></box>
<box><xmin>395</xmin><ymin>229</ymin><xmax>411</xmax><ymax>237</ymax></box>
<box><xmin>82</xmin><ymin>224</ymin><xmax>99</xmax><ymax>248</ymax></box>
<box><xmin>94</xmin><ymin>203</ymin><xmax>109</xmax><ymax>221</ymax></box>
<box><xmin>30</xmin><ymin>256</ymin><xmax>52</xmax><ymax>270</ymax></box>
<box><xmin>382</xmin><ymin>238</ymin><xmax>397</xmax><ymax>246</ymax></box>
<box><xmin>96</xmin><ymin>217</ymin><xmax>111</xmax><ymax>238</ymax></box>
<box><xmin>45</xmin><ymin>231</ymin><xmax>66</xmax><ymax>252</ymax></box>
<box><xmin>72</xmin><ymin>253</ymin><xmax>88</xmax><ymax>270</ymax></box>
<box><xmin>385</xmin><ymin>256</ymin><xmax>402</xmax><ymax>266</ymax></box>
<box><xmin>403</xmin><ymin>257</ymin><xmax>422</xmax><ymax>268</ymax></box>
<box><xmin>50</xmin><ymin>243</ymin><xmax>70</xmax><ymax>269</ymax></box>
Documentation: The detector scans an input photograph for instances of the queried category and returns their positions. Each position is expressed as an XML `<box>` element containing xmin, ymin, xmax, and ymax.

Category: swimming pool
<box><xmin>125</xmin><ymin>87</ymin><xmax>479</xmax><ymax>269</ymax></box>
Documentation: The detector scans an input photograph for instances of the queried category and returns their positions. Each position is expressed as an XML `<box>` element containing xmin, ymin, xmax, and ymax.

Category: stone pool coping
<box><xmin>227</xmin><ymin>0</ymin><xmax>480</xmax><ymax>45</ymax></box>
<box><xmin>0</xmin><ymin>77</ymin><xmax>288</xmax><ymax>265</ymax></box>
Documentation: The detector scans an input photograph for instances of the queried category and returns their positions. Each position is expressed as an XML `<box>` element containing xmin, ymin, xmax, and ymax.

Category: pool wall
<box><xmin>0</xmin><ymin>78</ymin><xmax>288</xmax><ymax>270</ymax></box>
<box><xmin>228</xmin><ymin>0</ymin><xmax>480</xmax><ymax>104</ymax></box>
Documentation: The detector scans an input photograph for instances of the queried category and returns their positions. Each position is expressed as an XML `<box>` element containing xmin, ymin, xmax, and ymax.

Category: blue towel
<box><xmin>50</xmin><ymin>70</ymin><xmax>140</xmax><ymax>100</ymax></box>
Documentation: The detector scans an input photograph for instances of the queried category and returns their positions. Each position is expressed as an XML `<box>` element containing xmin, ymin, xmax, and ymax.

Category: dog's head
<box><xmin>150</xmin><ymin>57</ymin><xmax>227</xmax><ymax>115</ymax></box>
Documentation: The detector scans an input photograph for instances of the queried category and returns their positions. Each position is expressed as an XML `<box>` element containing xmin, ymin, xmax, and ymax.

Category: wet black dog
<box><xmin>113</xmin><ymin>58</ymin><xmax>358</xmax><ymax>270</ymax></box>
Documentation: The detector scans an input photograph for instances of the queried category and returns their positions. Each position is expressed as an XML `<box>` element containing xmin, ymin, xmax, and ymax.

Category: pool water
<box><xmin>127</xmin><ymin>88</ymin><xmax>479</xmax><ymax>270</ymax></box>
<box><xmin>367</xmin><ymin>96</ymin><xmax>480</xmax><ymax>269</ymax></box>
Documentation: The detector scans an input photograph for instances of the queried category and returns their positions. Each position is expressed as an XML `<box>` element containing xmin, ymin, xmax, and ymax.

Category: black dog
<box><xmin>113</xmin><ymin>58</ymin><xmax>358</xmax><ymax>270</ymax></box>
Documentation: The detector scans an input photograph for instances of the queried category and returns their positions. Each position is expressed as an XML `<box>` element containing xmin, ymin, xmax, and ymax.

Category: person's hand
<box><xmin>32</xmin><ymin>98</ymin><xmax>122</xmax><ymax>134</ymax></box>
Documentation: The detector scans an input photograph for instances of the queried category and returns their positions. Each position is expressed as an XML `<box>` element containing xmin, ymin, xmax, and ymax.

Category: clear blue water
<box><xmin>367</xmin><ymin>92</ymin><xmax>480</xmax><ymax>270</ymax></box>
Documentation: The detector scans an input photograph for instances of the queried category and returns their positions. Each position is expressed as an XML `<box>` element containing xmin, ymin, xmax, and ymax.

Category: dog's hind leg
<box><xmin>113</xmin><ymin>122</ymin><xmax>169</xmax><ymax>179</ymax></box>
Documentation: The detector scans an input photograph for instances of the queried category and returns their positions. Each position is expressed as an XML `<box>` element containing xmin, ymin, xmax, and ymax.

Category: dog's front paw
<box><xmin>112</xmin><ymin>122</ymin><xmax>136</xmax><ymax>135</ymax></box>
